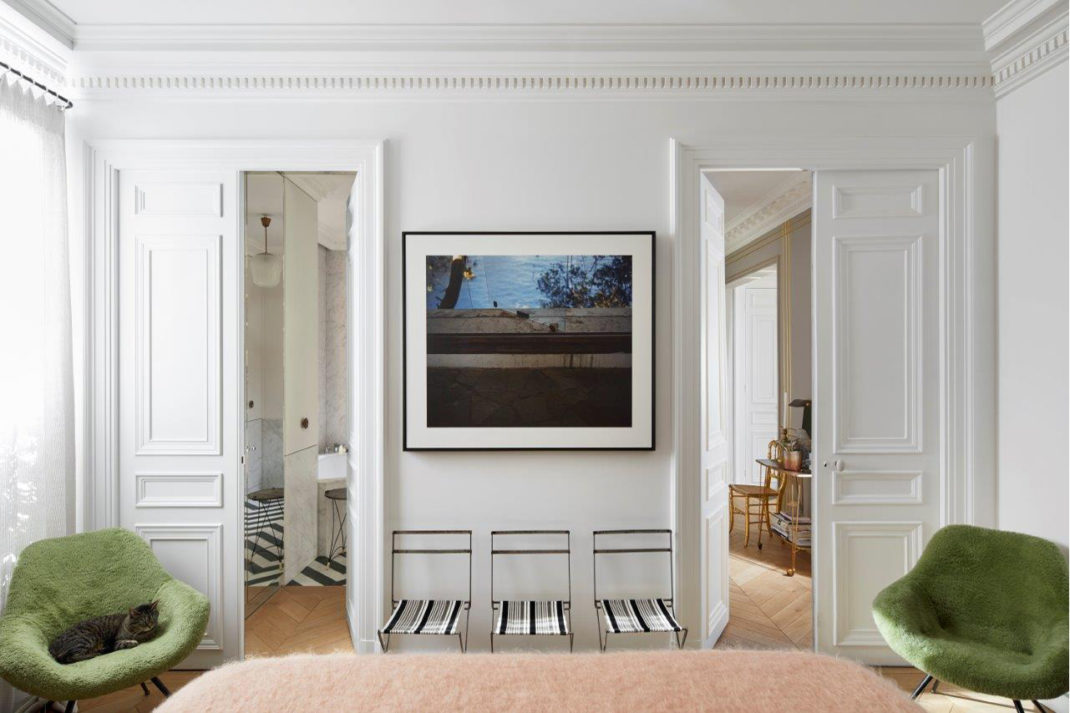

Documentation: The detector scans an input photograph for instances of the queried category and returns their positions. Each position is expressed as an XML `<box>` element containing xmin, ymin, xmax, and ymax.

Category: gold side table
<box><xmin>755</xmin><ymin>458</ymin><xmax>811</xmax><ymax>576</ymax></box>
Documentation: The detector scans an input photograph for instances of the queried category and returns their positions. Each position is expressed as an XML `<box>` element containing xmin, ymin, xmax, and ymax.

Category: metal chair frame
<box><xmin>489</xmin><ymin>530</ymin><xmax>574</xmax><ymax>653</ymax></box>
<box><xmin>911</xmin><ymin>675</ymin><xmax>1053</xmax><ymax>713</ymax></box>
<box><xmin>325</xmin><ymin>489</ymin><xmax>347</xmax><ymax>572</ymax></box>
<box><xmin>249</xmin><ymin>494</ymin><xmax>283</xmax><ymax>559</ymax></box>
<box><xmin>377</xmin><ymin>529</ymin><xmax>472</xmax><ymax>653</ymax></box>
<box><xmin>592</xmin><ymin>529</ymin><xmax>688</xmax><ymax>651</ymax></box>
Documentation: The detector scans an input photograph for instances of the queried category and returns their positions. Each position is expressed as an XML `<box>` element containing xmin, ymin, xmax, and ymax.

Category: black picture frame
<box><xmin>402</xmin><ymin>231</ymin><xmax>656</xmax><ymax>451</ymax></box>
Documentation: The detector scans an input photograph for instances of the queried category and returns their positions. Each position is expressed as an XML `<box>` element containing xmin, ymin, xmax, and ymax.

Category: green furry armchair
<box><xmin>873</xmin><ymin>524</ymin><xmax>1069</xmax><ymax>712</ymax></box>
<box><xmin>0</xmin><ymin>528</ymin><xmax>209</xmax><ymax>709</ymax></box>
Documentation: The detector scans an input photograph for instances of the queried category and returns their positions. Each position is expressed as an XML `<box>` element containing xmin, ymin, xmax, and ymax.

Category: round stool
<box><xmin>325</xmin><ymin>487</ymin><xmax>347</xmax><ymax>572</ymax></box>
<box><xmin>247</xmin><ymin>487</ymin><xmax>284</xmax><ymax>570</ymax></box>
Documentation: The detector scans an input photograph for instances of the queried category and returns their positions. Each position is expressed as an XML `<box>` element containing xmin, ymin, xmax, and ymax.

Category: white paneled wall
<box><xmin>68</xmin><ymin>94</ymin><xmax>996</xmax><ymax>652</ymax></box>
<box><xmin>996</xmin><ymin>61</ymin><xmax>1069</xmax><ymax>549</ymax></box>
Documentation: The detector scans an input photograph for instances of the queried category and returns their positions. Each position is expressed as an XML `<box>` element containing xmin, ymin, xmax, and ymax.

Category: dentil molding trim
<box><xmin>0</xmin><ymin>11</ymin><xmax>1003</xmax><ymax>98</ymax></box>
<box><xmin>984</xmin><ymin>0</ymin><xmax>1069</xmax><ymax>97</ymax></box>
<box><xmin>724</xmin><ymin>173</ymin><xmax>812</xmax><ymax>254</ymax></box>
<box><xmin>67</xmin><ymin>72</ymin><xmax>994</xmax><ymax>98</ymax></box>
<box><xmin>0</xmin><ymin>1</ymin><xmax>70</xmax><ymax>86</ymax></box>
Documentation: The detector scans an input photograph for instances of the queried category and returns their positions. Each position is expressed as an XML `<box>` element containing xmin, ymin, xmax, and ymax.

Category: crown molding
<box><xmin>0</xmin><ymin>0</ymin><xmax>70</xmax><ymax>83</ymax></box>
<box><xmin>983</xmin><ymin>0</ymin><xmax>1069</xmax><ymax>97</ymax></box>
<box><xmin>68</xmin><ymin>22</ymin><xmax>987</xmax><ymax>53</ymax></box>
<box><xmin>0</xmin><ymin>10</ymin><xmax>1002</xmax><ymax>99</ymax></box>
<box><xmin>60</xmin><ymin>22</ymin><xmax>996</xmax><ymax>99</ymax></box>
<box><xmin>2</xmin><ymin>0</ymin><xmax>73</xmax><ymax>47</ymax></box>
<box><xmin>724</xmin><ymin>173</ymin><xmax>812</xmax><ymax>254</ymax></box>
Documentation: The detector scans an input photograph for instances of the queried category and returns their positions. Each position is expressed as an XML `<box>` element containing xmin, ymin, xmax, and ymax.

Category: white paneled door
<box><xmin>698</xmin><ymin>173</ymin><xmax>730</xmax><ymax>647</ymax></box>
<box><xmin>119</xmin><ymin>170</ymin><xmax>240</xmax><ymax>667</ymax></box>
<box><xmin>732</xmin><ymin>284</ymin><xmax>778</xmax><ymax>485</ymax></box>
<box><xmin>812</xmin><ymin>170</ymin><xmax>940</xmax><ymax>663</ymax></box>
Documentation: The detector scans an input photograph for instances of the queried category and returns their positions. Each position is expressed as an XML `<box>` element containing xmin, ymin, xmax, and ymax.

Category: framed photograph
<box><xmin>403</xmin><ymin>231</ymin><xmax>655</xmax><ymax>450</ymax></box>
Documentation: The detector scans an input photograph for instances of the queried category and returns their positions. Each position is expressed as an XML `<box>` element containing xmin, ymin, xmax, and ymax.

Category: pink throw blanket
<box><xmin>157</xmin><ymin>650</ymin><xmax>920</xmax><ymax>712</ymax></box>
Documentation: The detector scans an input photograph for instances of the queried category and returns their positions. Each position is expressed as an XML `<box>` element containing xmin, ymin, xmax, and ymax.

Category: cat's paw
<box><xmin>115</xmin><ymin>640</ymin><xmax>139</xmax><ymax>650</ymax></box>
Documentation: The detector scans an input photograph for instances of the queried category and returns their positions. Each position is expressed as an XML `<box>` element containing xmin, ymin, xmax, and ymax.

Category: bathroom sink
<box><xmin>317</xmin><ymin>451</ymin><xmax>347</xmax><ymax>481</ymax></box>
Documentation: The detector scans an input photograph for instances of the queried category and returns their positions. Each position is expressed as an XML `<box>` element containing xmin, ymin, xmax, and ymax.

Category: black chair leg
<box><xmin>140</xmin><ymin>682</ymin><xmax>150</xmax><ymax>695</ymax></box>
<box><xmin>1012</xmin><ymin>701</ymin><xmax>1025</xmax><ymax>713</ymax></box>
<box><xmin>1033</xmin><ymin>701</ymin><xmax>1051</xmax><ymax>713</ymax></box>
<box><xmin>910</xmin><ymin>674</ymin><xmax>934</xmax><ymax>700</ymax></box>
<box><xmin>150</xmin><ymin>676</ymin><xmax>171</xmax><ymax>697</ymax></box>
<box><xmin>64</xmin><ymin>701</ymin><xmax>76</xmax><ymax>713</ymax></box>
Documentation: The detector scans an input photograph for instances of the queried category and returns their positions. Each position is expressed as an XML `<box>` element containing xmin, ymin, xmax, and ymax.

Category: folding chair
<box><xmin>593</xmin><ymin>529</ymin><xmax>687</xmax><ymax>651</ymax></box>
<box><xmin>377</xmin><ymin>530</ymin><xmax>472</xmax><ymax>653</ymax></box>
<box><xmin>490</xmin><ymin>530</ymin><xmax>573</xmax><ymax>652</ymax></box>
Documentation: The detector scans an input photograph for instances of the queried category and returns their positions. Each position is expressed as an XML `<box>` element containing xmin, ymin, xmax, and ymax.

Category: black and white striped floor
<box><xmin>245</xmin><ymin>497</ymin><xmax>346</xmax><ymax>587</ymax></box>
<box><xmin>288</xmin><ymin>554</ymin><xmax>346</xmax><ymax>586</ymax></box>
<box><xmin>245</xmin><ymin>498</ymin><xmax>284</xmax><ymax>587</ymax></box>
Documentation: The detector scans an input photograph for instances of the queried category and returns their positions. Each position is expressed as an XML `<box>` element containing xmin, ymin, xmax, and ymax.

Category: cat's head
<box><xmin>127</xmin><ymin>600</ymin><xmax>160</xmax><ymax>634</ymax></box>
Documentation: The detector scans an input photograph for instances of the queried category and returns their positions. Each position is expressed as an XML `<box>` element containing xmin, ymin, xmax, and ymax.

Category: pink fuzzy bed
<box><xmin>156</xmin><ymin>650</ymin><xmax>920</xmax><ymax>712</ymax></box>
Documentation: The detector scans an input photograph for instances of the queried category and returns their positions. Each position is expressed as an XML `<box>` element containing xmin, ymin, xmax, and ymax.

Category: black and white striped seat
<box><xmin>494</xmin><ymin>600</ymin><xmax>570</xmax><ymax>636</ymax></box>
<box><xmin>381</xmin><ymin>599</ymin><xmax>464</xmax><ymax>636</ymax></box>
<box><xmin>600</xmin><ymin>598</ymin><xmax>681</xmax><ymax>634</ymax></box>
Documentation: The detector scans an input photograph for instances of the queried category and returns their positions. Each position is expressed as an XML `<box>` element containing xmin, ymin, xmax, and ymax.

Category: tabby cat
<box><xmin>49</xmin><ymin>601</ymin><xmax>160</xmax><ymax>664</ymax></box>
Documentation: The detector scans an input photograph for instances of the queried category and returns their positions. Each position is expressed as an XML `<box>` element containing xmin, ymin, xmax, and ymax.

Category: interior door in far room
<box><xmin>812</xmin><ymin>169</ymin><xmax>940</xmax><ymax>663</ymax></box>
<box><xmin>282</xmin><ymin>178</ymin><xmax>320</xmax><ymax>586</ymax></box>
<box><xmin>699</xmin><ymin>173</ymin><xmax>730</xmax><ymax>648</ymax></box>
<box><xmin>117</xmin><ymin>170</ymin><xmax>240</xmax><ymax>667</ymax></box>
<box><xmin>732</xmin><ymin>274</ymin><xmax>778</xmax><ymax>485</ymax></box>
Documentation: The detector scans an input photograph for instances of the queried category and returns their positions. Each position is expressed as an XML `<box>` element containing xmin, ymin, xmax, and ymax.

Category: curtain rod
<box><xmin>0</xmin><ymin>60</ymin><xmax>73</xmax><ymax>110</ymax></box>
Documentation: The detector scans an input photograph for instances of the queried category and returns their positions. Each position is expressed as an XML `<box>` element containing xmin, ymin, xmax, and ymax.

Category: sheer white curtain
<box><xmin>0</xmin><ymin>76</ymin><xmax>74</xmax><ymax>610</ymax></box>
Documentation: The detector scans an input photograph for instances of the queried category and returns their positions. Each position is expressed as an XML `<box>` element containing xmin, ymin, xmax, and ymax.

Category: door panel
<box><xmin>119</xmin><ymin>170</ymin><xmax>240</xmax><ymax>667</ymax></box>
<box><xmin>699</xmin><ymin>173</ymin><xmax>729</xmax><ymax>647</ymax></box>
<box><xmin>813</xmin><ymin>170</ymin><xmax>940</xmax><ymax>663</ymax></box>
<box><xmin>282</xmin><ymin>179</ymin><xmax>320</xmax><ymax>584</ymax></box>
<box><xmin>733</xmin><ymin>286</ymin><xmax>778</xmax><ymax>484</ymax></box>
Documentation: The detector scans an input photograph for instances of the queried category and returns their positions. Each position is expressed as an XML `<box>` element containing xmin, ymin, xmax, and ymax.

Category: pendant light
<box><xmin>249</xmin><ymin>215</ymin><xmax>282</xmax><ymax>287</ymax></box>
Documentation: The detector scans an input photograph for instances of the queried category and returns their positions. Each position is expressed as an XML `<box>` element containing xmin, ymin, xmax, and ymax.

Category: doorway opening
<box><xmin>242</xmin><ymin>171</ymin><xmax>355</xmax><ymax>656</ymax></box>
<box><xmin>706</xmin><ymin>169</ymin><xmax>814</xmax><ymax>651</ymax></box>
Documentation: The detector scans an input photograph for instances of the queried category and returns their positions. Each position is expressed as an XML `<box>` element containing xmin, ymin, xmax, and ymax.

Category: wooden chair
<box><xmin>729</xmin><ymin>440</ymin><xmax>784</xmax><ymax>549</ymax></box>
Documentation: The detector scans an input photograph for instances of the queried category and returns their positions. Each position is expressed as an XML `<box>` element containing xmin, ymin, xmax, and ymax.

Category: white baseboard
<box><xmin>347</xmin><ymin>598</ymin><xmax>377</xmax><ymax>653</ymax></box>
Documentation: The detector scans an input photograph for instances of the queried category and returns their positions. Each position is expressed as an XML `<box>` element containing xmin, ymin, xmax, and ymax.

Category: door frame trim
<box><xmin>669</xmin><ymin>136</ymin><xmax>995</xmax><ymax>650</ymax></box>
<box><xmin>82</xmin><ymin>139</ymin><xmax>386</xmax><ymax>657</ymax></box>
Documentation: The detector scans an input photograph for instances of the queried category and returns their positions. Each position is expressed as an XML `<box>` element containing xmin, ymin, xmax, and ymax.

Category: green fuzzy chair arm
<box><xmin>0</xmin><ymin>529</ymin><xmax>210</xmax><ymax>702</ymax></box>
<box><xmin>873</xmin><ymin>578</ymin><xmax>944</xmax><ymax>670</ymax></box>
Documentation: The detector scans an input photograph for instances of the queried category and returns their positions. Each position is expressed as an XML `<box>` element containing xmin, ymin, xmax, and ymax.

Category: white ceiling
<box><xmin>704</xmin><ymin>170</ymin><xmax>806</xmax><ymax>226</ymax></box>
<box><xmin>245</xmin><ymin>172</ymin><xmax>284</xmax><ymax>255</ymax></box>
<box><xmin>244</xmin><ymin>172</ymin><xmax>355</xmax><ymax>256</ymax></box>
<box><xmin>32</xmin><ymin>0</ymin><xmax>1007</xmax><ymax>28</ymax></box>
<box><xmin>286</xmin><ymin>172</ymin><xmax>355</xmax><ymax>251</ymax></box>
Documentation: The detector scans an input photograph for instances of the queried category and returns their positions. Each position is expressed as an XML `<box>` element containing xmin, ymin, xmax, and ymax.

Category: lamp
<box><xmin>249</xmin><ymin>215</ymin><xmax>281</xmax><ymax>288</ymax></box>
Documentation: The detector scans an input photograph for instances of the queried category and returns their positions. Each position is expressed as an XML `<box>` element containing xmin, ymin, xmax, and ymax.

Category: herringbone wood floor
<box><xmin>715</xmin><ymin>523</ymin><xmax>813</xmax><ymax>650</ymax></box>
<box><xmin>244</xmin><ymin>585</ymin><xmax>351</xmax><ymax>658</ymax></box>
<box><xmin>78</xmin><ymin>587</ymin><xmax>350</xmax><ymax>712</ymax></box>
